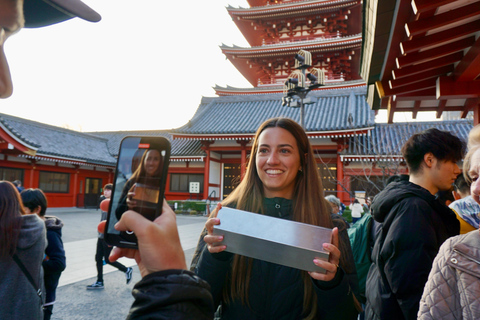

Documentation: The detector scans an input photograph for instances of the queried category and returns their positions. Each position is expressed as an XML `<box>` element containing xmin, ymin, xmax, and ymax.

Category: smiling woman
<box><xmin>192</xmin><ymin>117</ymin><xmax>360</xmax><ymax>319</ymax></box>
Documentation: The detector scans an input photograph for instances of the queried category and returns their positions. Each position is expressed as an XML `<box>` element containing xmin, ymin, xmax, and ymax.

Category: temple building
<box><xmin>215</xmin><ymin>0</ymin><xmax>364</xmax><ymax>95</ymax></box>
<box><xmin>1</xmin><ymin>0</ymin><xmax>477</xmax><ymax>208</ymax></box>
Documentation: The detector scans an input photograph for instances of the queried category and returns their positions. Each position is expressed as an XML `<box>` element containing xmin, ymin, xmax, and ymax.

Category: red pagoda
<box><xmin>214</xmin><ymin>0</ymin><xmax>365</xmax><ymax>96</ymax></box>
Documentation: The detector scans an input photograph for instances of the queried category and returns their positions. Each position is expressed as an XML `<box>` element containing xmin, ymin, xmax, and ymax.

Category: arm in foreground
<box><xmin>101</xmin><ymin>200</ymin><xmax>214</xmax><ymax>319</ymax></box>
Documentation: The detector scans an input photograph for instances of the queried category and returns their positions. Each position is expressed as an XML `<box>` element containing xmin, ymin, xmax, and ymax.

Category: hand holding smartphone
<box><xmin>105</xmin><ymin>136</ymin><xmax>171</xmax><ymax>248</ymax></box>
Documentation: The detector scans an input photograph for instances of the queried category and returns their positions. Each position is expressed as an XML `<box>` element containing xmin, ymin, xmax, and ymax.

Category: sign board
<box><xmin>189</xmin><ymin>182</ymin><xmax>200</xmax><ymax>194</ymax></box>
<box><xmin>354</xmin><ymin>191</ymin><xmax>366</xmax><ymax>205</ymax></box>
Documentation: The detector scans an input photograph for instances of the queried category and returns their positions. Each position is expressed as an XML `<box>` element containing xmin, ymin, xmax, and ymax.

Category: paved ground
<box><xmin>45</xmin><ymin>207</ymin><xmax>207</xmax><ymax>320</ymax></box>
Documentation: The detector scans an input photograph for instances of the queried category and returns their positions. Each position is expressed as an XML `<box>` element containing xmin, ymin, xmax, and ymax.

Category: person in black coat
<box><xmin>21</xmin><ymin>188</ymin><xmax>66</xmax><ymax>320</ymax></box>
<box><xmin>364</xmin><ymin>128</ymin><xmax>465</xmax><ymax>320</ymax></box>
<box><xmin>194</xmin><ymin>118</ymin><xmax>359</xmax><ymax>319</ymax></box>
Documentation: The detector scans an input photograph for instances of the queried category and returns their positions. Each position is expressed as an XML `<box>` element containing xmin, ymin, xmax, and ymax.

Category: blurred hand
<box><xmin>309</xmin><ymin>227</ymin><xmax>341</xmax><ymax>282</ymax></box>
<box><xmin>126</xmin><ymin>183</ymin><xmax>137</xmax><ymax>209</ymax></box>
<box><xmin>99</xmin><ymin>199</ymin><xmax>187</xmax><ymax>277</ymax></box>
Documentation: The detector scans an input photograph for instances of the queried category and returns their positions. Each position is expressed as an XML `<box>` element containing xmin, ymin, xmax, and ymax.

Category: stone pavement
<box><xmin>44</xmin><ymin>207</ymin><xmax>207</xmax><ymax>319</ymax></box>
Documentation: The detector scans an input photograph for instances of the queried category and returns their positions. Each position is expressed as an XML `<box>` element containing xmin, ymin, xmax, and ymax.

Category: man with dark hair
<box><xmin>87</xmin><ymin>183</ymin><xmax>133</xmax><ymax>290</ymax></box>
<box><xmin>21</xmin><ymin>188</ymin><xmax>66</xmax><ymax>320</ymax></box>
<box><xmin>365</xmin><ymin>128</ymin><xmax>465</xmax><ymax>320</ymax></box>
<box><xmin>449</xmin><ymin>174</ymin><xmax>480</xmax><ymax>234</ymax></box>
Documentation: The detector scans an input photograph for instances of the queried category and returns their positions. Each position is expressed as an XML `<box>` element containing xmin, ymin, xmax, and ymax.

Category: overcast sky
<box><xmin>2</xmin><ymin>0</ymin><xmax>252</xmax><ymax>132</ymax></box>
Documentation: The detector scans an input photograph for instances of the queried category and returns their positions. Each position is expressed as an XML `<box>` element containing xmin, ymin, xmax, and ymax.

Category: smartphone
<box><xmin>105</xmin><ymin>136</ymin><xmax>171</xmax><ymax>248</ymax></box>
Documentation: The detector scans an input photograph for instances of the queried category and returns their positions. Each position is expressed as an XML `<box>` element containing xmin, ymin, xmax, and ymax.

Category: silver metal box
<box><xmin>213</xmin><ymin>207</ymin><xmax>332</xmax><ymax>273</ymax></box>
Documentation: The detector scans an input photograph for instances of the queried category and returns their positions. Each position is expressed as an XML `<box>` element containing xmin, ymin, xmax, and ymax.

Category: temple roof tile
<box><xmin>172</xmin><ymin>87</ymin><xmax>375</xmax><ymax>138</ymax></box>
<box><xmin>343</xmin><ymin>120</ymin><xmax>472</xmax><ymax>158</ymax></box>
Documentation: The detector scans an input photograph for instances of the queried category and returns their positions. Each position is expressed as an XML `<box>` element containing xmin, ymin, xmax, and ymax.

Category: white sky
<box><xmin>2</xmin><ymin>0</ymin><xmax>439</xmax><ymax>132</ymax></box>
<box><xmin>1</xmin><ymin>0</ymin><xmax>252</xmax><ymax>132</ymax></box>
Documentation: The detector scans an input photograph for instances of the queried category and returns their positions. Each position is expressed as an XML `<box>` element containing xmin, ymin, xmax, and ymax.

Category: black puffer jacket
<box><xmin>127</xmin><ymin>270</ymin><xmax>214</xmax><ymax>320</ymax></box>
<box><xmin>365</xmin><ymin>181</ymin><xmax>460</xmax><ymax>320</ymax></box>
<box><xmin>43</xmin><ymin>216</ymin><xmax>66</xmax><ymax>305</ymax></box>
<box><xmin>195</xmin><ymin>198</ymin><xmax>358</xmax><ymax>320</ymax></box>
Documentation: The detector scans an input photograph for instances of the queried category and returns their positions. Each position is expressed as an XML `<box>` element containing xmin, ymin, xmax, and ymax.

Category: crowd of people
<box><xmin>2</xmin><ymin>1</ymin><xmax>480</xmax><ymax>319</ymax></box>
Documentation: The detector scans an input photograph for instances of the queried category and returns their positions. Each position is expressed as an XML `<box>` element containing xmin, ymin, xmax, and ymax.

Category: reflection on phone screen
<box><xmin>107</xmin><ymin>137</ymin><xmax>167</xmax><ymax>236</ymax></box>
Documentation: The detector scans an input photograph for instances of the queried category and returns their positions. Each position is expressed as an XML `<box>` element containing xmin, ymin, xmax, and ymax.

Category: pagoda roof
<box><xmin>172</xmin><ymin>86</ymin><xmax>375</xmax><ymax>140</ymax></box>
<box><xmin>342</xmin><ymin>119</ymin><xmax>472</xmax><ymax>161</ymax></box>
<box><xmin>360</xmin><ymin>0</ymin><xmax>480</xmax><ymax>123</ymax></box>
<box><xmin>226</xmin><ymin>0</ymin><xmax>359</xmax><ymax>18</ymax></box>
<box><xmin>213</xmin><ymin>79</ymin><xmax>366</xmax><ymax>95</ymax></box>
<box><xmin>0</xmin><ymin>113</ymin><xmax>116</xmax><ymax>167</ymax></box>
<box><xmin>221</xmin><ymin>34</ymin><xmax>361</xmax><ymax>55</ymax></box>
<box><xmin>227</xmin><ymin>0</ymin><xmax>361</xmax><ymax>47</ymax></box>
<box><xmin>222</xmin><ymin>35</ymin><xmax>362</xmax><ymax>86</ymax></box>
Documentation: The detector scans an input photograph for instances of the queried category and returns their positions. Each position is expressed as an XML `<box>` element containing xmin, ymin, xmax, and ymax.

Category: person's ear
<box><xmin>33</xmin><ymin>205</ymin><xmax>42</xmax><ymax>215</ymax></box>
<box><xmin>452</xmin><ymin>190</ymin><xmax>461</xmax><ymax>201</ymax></box>
<box><xmin>424</xmin><ymin>153</ymin><xmax>435</xmax><ymax>168</ymax></box>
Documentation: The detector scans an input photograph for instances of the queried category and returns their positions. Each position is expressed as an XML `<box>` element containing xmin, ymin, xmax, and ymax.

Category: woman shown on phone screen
<box><xmin>116</xmin><ymin>148</ymin><xmax>164</xmax><ymax>221</ymax></box>
<box><xmin>192</xmin><ymin>117</ymin><xmax>359</xmax><ymax>319</ymax></box>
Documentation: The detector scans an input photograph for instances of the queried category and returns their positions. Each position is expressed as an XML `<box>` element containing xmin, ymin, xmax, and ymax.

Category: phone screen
<box><xmin>105</xmin><ymin>136</ymin><xmax>171</xmax><ymax>248</ymax></box>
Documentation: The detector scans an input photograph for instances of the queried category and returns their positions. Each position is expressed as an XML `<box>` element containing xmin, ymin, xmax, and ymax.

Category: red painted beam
<box><xmin>461</xmin><ymin>98</ymin><xmax>480</xmax><ymax>118</ymax></box>
<box><xmin>387</xmin><ymin>98</ymin><xmax>395</xmax><ymax>124</ymax></box>
<box><xmin>436</xmin><ymin>100</ymin><xmax>447</xmax><ymax>119</ymax></box>
<box><xmin>400</xmin><ymin>20</ymin><xmax>480</xmax><ymax>55</ymax></box>
<box><xmin>412</xmin><ymin>100</ymin><xmax>422</xmax><ymax>119</ymax></box>
<box><xmin>406</xmin><ymin>3</ymin><xmax>480</xmax><ymax>37</ymax></box>
<box><xmin>389</xmin><ymin>64</ymin><xmax>453</xmax><ymax>88</ymax></box>
<box><xmin>396</xmin><ymin>36</ymin><xmax>475</xmax><ymax>68</ymax></box>
<box><xmin>393</xmin><ymin>88</ymin><xmax>436</xmax><ymax>100</ymax></box>
<box><xmin>436</xmin><ymin>76</ymin><xmax>480</xmax><ymax>99</ymax></box>
<box><xmin>383</xmin><ymin>78</ymin><xmax>437</xmax><ymax>97</ymax></box>
<box><xmin>393</xmin><ymin>52</ymin><xmax>463</xmax><ymax>79</ymax></box>
<box><xmin>454</xmin><ymin>36</ymin><xmax>480</xmax><ymax>81</ymax></box>
<box><xmin>386</xmin><ymin>105</ymin><xmax>465</xmax><ymax>112</ymax></box>
<box><xmin>411</xmin><ymin>0</ymin><xmax>458</xmax><ymax>15</ymax></box>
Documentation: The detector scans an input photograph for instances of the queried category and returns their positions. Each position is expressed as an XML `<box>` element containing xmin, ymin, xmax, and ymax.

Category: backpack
<box><xmin>347</xmin><ymin>213</ymin><xmax>373</xmax><ymax>304</ymax></box>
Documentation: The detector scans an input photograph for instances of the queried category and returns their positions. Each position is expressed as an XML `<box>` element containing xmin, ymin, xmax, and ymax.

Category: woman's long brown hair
<box><xmin>217</xmin><ymin>118</ymin><xmax>335</xmax><ymax>318</ymax></box>
<box><xmin>0</xmin><ymin>181</ymin><xmax>25</xmax><ymax>257</ymax></box>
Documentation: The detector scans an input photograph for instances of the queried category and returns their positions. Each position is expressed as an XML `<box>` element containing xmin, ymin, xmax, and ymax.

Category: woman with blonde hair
<box><xmin>193</xmin><ymin>117</ymin><xmax>358</xmax><ymax>319</ymax></box>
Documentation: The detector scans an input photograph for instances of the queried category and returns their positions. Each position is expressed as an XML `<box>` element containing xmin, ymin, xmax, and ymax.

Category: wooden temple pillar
<box><xmin>72</xmin><ymin>165</ymin><xmax>79</xmax><ymax>207</ymax></box>
<box><xmin>474</xmin><ymin>101</ymin><xmax>480</xmax><ymax>126</ymax></box>
<box><xmin>201</xmin><ymin>141</ymin><xmax>214</xmax><ymax>200</ymax></box>
<box><xmin>336</xmin><ymin>144</ymin><xmax>345</xmax><ymax>204</ymax></box>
